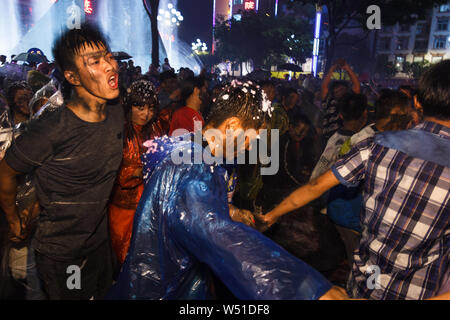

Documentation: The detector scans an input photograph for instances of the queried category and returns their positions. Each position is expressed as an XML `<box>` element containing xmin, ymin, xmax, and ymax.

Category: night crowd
<box><xmin>0</xmin><ymin>25</ymin><xmax>448</xmax><ymax>300</ymax></box>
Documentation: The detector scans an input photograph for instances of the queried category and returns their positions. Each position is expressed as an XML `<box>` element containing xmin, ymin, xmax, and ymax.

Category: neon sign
<box><xmin>84</xmin><ymin>0</ymin><xmax>93</xmax><ymax>15</ymax></box>
<box><xmin>244</xmin><ymin>0</ymin><xmax>255</xmax><ymax>10</ymax></box>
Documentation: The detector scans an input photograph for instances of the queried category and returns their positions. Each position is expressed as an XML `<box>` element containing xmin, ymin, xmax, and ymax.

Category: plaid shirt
<box><xmin>332</xmin><ymin>121</ymin><xmax>450</xmax><ymax>300</ymax></box>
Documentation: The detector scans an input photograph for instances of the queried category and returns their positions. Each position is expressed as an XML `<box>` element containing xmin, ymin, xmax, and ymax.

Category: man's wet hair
<box><xmin>417</xmin><ymin>59</ymin><xmax>450</xmax><ymax>120</ymax></box>
<box><xmin>52</xmin><ymin>24</ymin><xmax>110</xmax><ymax>72</ymax></box>
<box><xmin>375</xmin><ymin>90</ymin><xmax>411</xmax><ymax>121</ymax></box>
<box><xmin>206</xmin><ymin>80</ymin><xmax>271</xmax><ymax>130</ymax></box>
<box><xmin>338</xmin><ymin>93</ymin><xmax>367</xmax><ymax>121</ymax></box>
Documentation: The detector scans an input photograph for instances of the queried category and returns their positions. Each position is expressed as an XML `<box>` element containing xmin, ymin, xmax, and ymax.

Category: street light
<box><xmin>312</xmin><ymin>5</ymin><xmax>322</xmax><ymax>77</ymax></box>
<box><xmin>192</xmin><ymin>38</ymin><xmax>208</xmax><ymax>55</ymax></box>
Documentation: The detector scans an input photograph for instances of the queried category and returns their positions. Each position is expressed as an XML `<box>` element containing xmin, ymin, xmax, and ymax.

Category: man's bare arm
<box><xmin>260</xmin><ymin>170</ymin><xmax>340</xmax><ymax>227</ymax></box>
<box><xmin>0</xmin><ymin>158</ymin><xmax>23</xmax><ymax>241</ymax></box>
<box><xmin>321</xmin><ymin>64</ymin><xmax>338</xmax><ymax>100</ymax></box>
<box><xmin>343</xmin><ymin>62</ymin><xmax>361</xmax><ymax>94</ymax></box>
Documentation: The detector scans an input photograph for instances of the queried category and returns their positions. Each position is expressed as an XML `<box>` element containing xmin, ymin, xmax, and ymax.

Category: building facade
<box><xmin>376</xmin><ymin>3</ymin><xmax>450</xmax><ymax>73</ymax></box>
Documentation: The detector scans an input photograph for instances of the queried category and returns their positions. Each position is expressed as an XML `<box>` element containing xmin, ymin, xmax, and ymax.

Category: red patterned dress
<box><xmin>109</xmin><ymin>122</ymin><xmax>162</xmax><ymax>265</ymax></box>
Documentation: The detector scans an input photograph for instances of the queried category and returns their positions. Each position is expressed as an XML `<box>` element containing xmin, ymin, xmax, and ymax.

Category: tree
<box><xmin>288</xmin><ymin>0</ymin><xmax>448</xmax><ymax>72</ymax></box>
<box><xmin>403</xmin><ymin>60</ymin><xmax>430</xmax><ymax>79</ymax></box>
<box><xmin>214</xmin><ymin>10</ymin><xmax>312</xmax><ymax>70</ymax></box>
<box><xmin>374</xmin><ymin>54</ymin><xmax>397</xmax><ymax>78</ymax></box>
<box><xmin>143</xmin><ymin>0</ymin><xmax>160</xmax><ymax>67</ymax></box>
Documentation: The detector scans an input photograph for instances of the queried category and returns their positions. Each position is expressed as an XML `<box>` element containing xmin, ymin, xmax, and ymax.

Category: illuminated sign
<box><xmin>84</xmin><ymin>0</ymin><xmax>93</xmax><ymax>15</ymax></box>
<box><xmin>244</xmin><ymin>0</ymin><xmax>255</xmax><ymax>10</ymax></box>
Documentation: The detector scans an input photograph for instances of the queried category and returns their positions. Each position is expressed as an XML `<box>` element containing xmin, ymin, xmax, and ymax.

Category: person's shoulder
<box><xmin>27</xmin><ymin>103</ymin><xmax>66</xmax><ymax>133</ymax></box>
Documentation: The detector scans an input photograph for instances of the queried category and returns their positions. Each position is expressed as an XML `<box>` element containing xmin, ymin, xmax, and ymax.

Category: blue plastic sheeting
<box><xmin>107</xmin><ymin>134</ymin><xmax>332</xmax><ymax>300</ymax></box>
<box><xmin>327</xmin><ymin>184</ymin><xmax>363</xmax><ymax>233</ymax></box>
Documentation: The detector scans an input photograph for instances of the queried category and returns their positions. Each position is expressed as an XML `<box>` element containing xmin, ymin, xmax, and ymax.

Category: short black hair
<box><xmin>290</xmin><ymin>112</ymin><xmax>311</xmax><ymax>128</ymax></box>
<box><xmin>417</xmin><ymin>59</ymin><xmax>450</xmax><ymax>120</ymax></box>
<box><xmin>338</xmin><ymin>93</ymin><xmax>367</xmax><ymax>121</ymax></box>
<box><xmin>280</xmin><ymin>87</ymin><xmax>298</xmax><ymax>99</ymax></box>
<box><xmin>375</xmin><ymin>90</ymin><xmax>411</xmax><ymax>121</ymax></box>
<box><xmin>52</xmin><ymin>24</ymin><xmax>110</xmax><ymax>72</ymax></box>
<box><xmin>329</xmin><ymin>80</ymin><xmax>349</xmax><ymax>94</ymax></box>
<box><xmin>207</xmin><ymin>80</ymin><xmax>271</xmax><ymax>130</ymax></box>
<box><xmin>178</xmin><ymin>76</ymin><xmax>206</xmax><ymax>106</ymax></box>
<box><xmin>159</xmin><ymin>70</ymin><xmax>177</xmax><ymax>83</ymax></box>
<box><xmin>259</xmin><ymin>80</ymin><xmax>275</xmax><ymax>88</ymax></box>
<box><xmin>6</xmin><ymin>81</ymin><xmax>32</xmax><ymax>108</ymax></box>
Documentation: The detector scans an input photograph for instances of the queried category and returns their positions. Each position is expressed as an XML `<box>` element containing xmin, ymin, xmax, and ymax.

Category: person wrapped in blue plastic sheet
<box><xmin>107</xmin><ymin>80</ymin><xmax>340</xmax><ymax>300</ymax></box>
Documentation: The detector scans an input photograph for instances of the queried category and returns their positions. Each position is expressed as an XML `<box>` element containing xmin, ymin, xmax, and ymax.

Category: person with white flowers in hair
<box><xmin>107</xmin><ymin>80</ymin><xmax>350</xmax><ymax>300</ymax></box>
<box><xmin>108</xmin><ymin>80</ymin><xmax>163</xmax><ymax>267</ymax></box>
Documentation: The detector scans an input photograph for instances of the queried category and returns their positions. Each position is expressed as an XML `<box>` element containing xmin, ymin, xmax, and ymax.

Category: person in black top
<box><xmin>0</xmin><ymin>25</ymin><xmax>124</xmax><ymax>299</ymax></box>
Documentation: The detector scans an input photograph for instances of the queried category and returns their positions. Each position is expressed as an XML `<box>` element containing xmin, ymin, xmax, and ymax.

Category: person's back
<box><xmin>332</xmin><ymin>61</ymin><xmax>450</xmax><ymax>299</ymax></box>
<box><xmin>311</xmin><ymin>93</ymin><xmax>368</xmax><ymax>180</ymax></box>
<box><xmin>335</xmin><ymin>121</ymin><xmax>449</xmax><ymax>299</ymax></box>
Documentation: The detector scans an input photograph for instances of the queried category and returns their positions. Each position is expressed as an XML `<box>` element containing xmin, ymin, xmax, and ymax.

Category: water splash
<box><xmin>158</xmin><ymin>0</ymin><xmax>202</xmax><ymax>72</ymax></box>
<box><xmin>0</xmin><ymin>0</ymin><xmax>21</xmax><ymax>57</ymax></box>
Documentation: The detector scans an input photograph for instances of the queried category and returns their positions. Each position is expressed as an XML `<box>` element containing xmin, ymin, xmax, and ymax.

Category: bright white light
<box><xmin>157</xmin><ymin>16</ymin><xmax>162</xmax><ymax>21</ymax></box>
<box><xmin>171</xmin><ymin>9</ymin><xmax>176</xmax><ymax>14</ymax></box>
<box><xmin>178</xmin><ymin>16</ymin><xmax>183</xmax><ymax>21</ymax></box>
<box><xmin>165</xmin><ymin>11</ymin><xmax>170</xmax><ymax>18</ymax></box>
<box><xmin>159</xmin><ymin>9</ymin><xmax>164</xmax><ymax>14</ymax></box>
<box><xmin>168</xmin><ymin>3</ymin><xmax>173</xmax><ymax>9</ymax></box>
<box><xmin>172</xmin><ymin>17</ymin><xmax>176</xmax><ymax>23</ymax></box>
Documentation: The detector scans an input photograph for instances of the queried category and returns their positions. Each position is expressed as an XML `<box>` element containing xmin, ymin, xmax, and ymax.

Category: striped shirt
<box><xmin>322</xmin><ymin>96</ymin><xmax>342</xmax><ymax>140</ymax></box>
<box><xmin>332</xmin><ymin>121</ymin><xmax>450</xmax><ymax>300</ymax></box>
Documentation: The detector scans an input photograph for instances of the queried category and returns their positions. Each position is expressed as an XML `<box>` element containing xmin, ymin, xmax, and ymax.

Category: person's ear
<box><xmin>413</xmin><ymin>95</ymin><xmax>423</xmax><ymax>113</ymax></box>
<box><xmin>64</xmin><ymin>70</ymin><xmax>80</xmax><ymax>86</ymax></box>
<box><xmin>224</xmin><ymin>117</ymin><xmax>242</xmax><ymax>131</ymax></box>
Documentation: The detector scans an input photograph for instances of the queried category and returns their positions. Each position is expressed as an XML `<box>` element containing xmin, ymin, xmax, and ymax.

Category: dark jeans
<box><xmin>35</xmin><ymin>241</ymin><xmax>114</xmax><ymax>300</ymax></box>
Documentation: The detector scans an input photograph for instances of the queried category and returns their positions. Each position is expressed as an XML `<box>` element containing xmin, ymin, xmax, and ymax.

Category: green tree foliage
<box><xmin>375</xmin><ymin>54</ymin><xmax>397</xmax><ymax>78</ymax></box>
<box><xmin>402</xmin><ymin>60</ymin><xmax>431</xmax><ymax>79</ymax></box>
<box><xmin>214</xmin><ymin>10</ymin><xmax>312</xmax><ymax>69</ymax></box>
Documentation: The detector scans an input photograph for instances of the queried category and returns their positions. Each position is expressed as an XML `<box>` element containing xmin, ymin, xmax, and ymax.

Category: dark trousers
<box><xmin>35</xmin><ymin>241</ymin><xmax>114</xmax><ymax>300</ymax></box>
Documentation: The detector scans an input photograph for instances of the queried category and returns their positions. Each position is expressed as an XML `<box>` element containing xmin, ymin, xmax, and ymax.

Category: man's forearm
<box><xmin>266</xmin><ymin>170</ymin><xmax>340</xmax><ymax>222</ymax></box>
<box><xmin>321</xmin><ymin>65</ymin><xmax>337</xmax><ymax>100</ymax></box>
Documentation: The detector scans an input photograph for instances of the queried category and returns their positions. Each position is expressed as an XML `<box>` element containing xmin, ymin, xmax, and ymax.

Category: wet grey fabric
<box><xmin>5</xmin><ymin>104</ymin><xmax>124</xmax><ymax>261</ymax></box>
